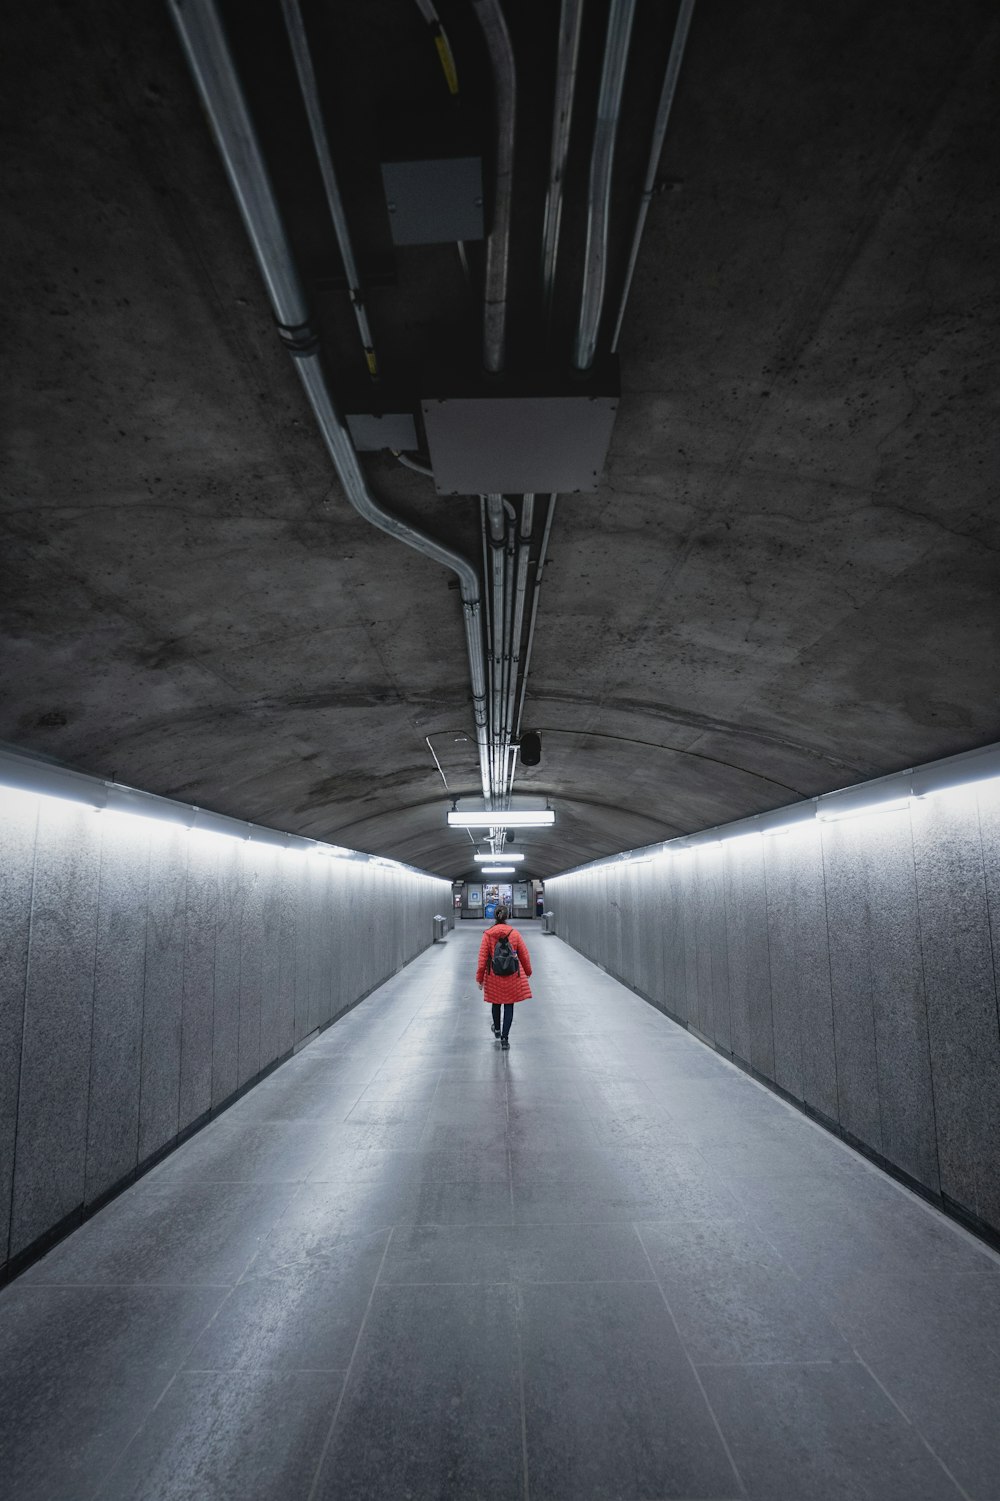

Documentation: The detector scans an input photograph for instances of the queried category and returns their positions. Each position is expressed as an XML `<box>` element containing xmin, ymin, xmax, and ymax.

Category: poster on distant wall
<box><xmin>469</xmin><ymin>887</ymin><xmax>482</xmax><ymax>906</ymax></box>
<box><xmin>514</xmin><ymin>883</ymin><xmax>528</xmax><ymax>907</ymax></box>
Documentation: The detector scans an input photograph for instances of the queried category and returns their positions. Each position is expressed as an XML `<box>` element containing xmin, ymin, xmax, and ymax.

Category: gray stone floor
<box><xmin>3</xmin><ymin>925</ymin><xmax>1000</xmax><ymax>1501</ymax></box>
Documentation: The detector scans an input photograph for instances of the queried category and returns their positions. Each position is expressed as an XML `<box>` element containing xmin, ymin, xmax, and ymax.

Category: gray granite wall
<box><xmin>0</xmin><ymin>787</ymin><xmax>450</xmax><ymax>1279</ymax></box>
<box><xmin>546</xmin><ymin>781</ymin><xmax>1000</xmax><ymax>1242</ymax></box>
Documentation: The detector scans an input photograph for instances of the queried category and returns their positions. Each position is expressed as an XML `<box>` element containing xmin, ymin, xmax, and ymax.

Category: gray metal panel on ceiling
<box><xmin>422</xmin><ymin>394</ymin><xmax>619</xmax><ymax>494</ymax></box>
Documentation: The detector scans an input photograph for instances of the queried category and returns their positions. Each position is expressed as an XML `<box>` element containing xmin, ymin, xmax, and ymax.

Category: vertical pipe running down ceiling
<box><xmin>471</xmin><ymin>0</ymin><xmax>516</xmax><ymax>373</ymax></box>
<box><xmin>514</xmin><ymin>495</ymin><xmax>557</xmax><ymax>755</ymax></box>
<box><xmin>500</xmin><ymin>520</ymin><xmax>515</xmax><ymax>795</ymax></box>
<box><xmin>279</xmin><ymin>0</ymin><xmax>379</xmax><ymax>379</ymax></box>
<box><xmin>168</xmin><ymin>0</ymin><xmax>491</xmax><ymax>802</ymax></box>
<box><xmin>480</xmin><ymin>494</ymin><xmax>495</xmax><ymax>801</ymax></box>
<box><xmin>541</xmin><ymin>0</ymin><xmax>585</xmax><ymax>331</ymax></box>
<box><xmin>485</xmin><ymin>493</ymin><xmax>506</xmax><ymax>799</ymax></box>
<box><xmin>574</xmin><ymin>0</ymin><xmax>637</xmax><ymax>371</ymax></box>
<box><xmin>610</xmin><ymin>0</ymin><xmax>697</xmax><ymax>352</ymax></box>
<box><xmin>503</xmin><ymin>494</ymin><xmax>534</xmax><ymax>776</ymax></box>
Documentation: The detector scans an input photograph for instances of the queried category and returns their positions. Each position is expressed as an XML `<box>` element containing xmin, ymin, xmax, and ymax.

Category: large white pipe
<box><xmin>471</xmin><ymin>0</ymin><xmax>516</xmax><ymax>373</ymax></box>
<box><xmin>168</xmin><ymin>0</ymin><xmax>490</xmax><ymax>800</ymax></box>
<box><xmin>611</xmin><ymin>0</ymin><xmax>697</xmax><ymax>351</ymax></box>
<box><xmin>574</xmin><ymin>0</ymin><xmax>637</xmax><ymax>370</ymax></box>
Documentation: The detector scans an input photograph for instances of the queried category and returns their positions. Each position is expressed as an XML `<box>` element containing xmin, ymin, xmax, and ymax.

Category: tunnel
<box><xmin>1</xmin><ymin>1</ymin><xmax>999</xmax><ymax>1497</ymax></box>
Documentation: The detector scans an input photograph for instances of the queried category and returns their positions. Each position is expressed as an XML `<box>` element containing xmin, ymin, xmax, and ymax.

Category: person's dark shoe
<box><xmin>500</xmin><ymin>1036</ymin><xmax>510</xmax><ymax>1050</ymax></box>
<box><xmin>491</xmin><ymin>1023</ymin><xmax>499</xmax><ymax>1037</ymax></box>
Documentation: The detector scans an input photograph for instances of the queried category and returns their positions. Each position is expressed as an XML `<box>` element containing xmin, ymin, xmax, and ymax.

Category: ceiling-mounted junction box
<box><xmin>380</xmin><ymin>109</ymin><xmax>484</xmax><ymax>247</ymax></box>
<box><xmin>345</xmin><ymin>410</ymin><xmax>419</xmax><ymax>452</ymax></box>
<box><xmin>420</xmin><ymin>359</ymin><xmax>620</xmax><ymax>495</ymax></box>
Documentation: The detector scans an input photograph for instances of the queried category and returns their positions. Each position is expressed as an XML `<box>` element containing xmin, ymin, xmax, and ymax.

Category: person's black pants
<box><xmin>491</xmin><ymin>1003</ymin><xmax>514</xmax><ymax>1038</ymax></box>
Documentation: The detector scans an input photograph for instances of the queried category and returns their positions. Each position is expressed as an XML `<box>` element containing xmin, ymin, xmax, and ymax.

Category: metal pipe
<box><xmin>574</xmin><ymin>0</ymin><xmax>637</xmax><ymax>370</ymax></box>
<box><xmin>515</xmin><ymin>495</ymin><xmax>557</xmax><ymax>742</ymax></box>
<box><xmin>500</xmin><ymin>521</ymin><xmax>515</xmax><ymax>787</ymax></box>
<box><xmin>280</xmin><ymin>0</ymin><xmax>379</xmax><ymax>379</ymax></box>
<box><xmin>471</xmin><ymin>0</ymin><xmax>516</xmax><ymax>372</ymax></box>
<box><xmin>504</xmin><ymin>494</ymin><xmax>534</xmax><ymax>748</ymax></box>
<box><xmin>169</xmin><ymin>0</ymin><xmax>490</xmax><ymax>799</ymax></box>
<box><xmin>480</xmin><ymin>496</ymin><xmax>494</xmax><ymax>793</ymax></box>
<box><xmin>541</xmin><ymin>0</ymin><xmax>584</xmax><ymax>330</ymax></box>
<box><xmin>413</xmin><ymin>0</ymin><xmax>460</xmax><ymax>95</ymax></box>
<box><xmin>610</xmin><ymin>0</ymin><xmax>696</xmax><ymax>352</ymax></box>
<box><xmin>485</xmin><ymin>494</ymin><xmax>506</xmax><ymax>795</ymax></box>
<box><xmin>391</xmin><ymin>449</ymin><xmax>434</xmax><ymax>478</ymax></box>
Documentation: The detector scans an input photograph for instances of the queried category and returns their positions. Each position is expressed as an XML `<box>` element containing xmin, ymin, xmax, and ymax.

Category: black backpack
<box><xmin>489</xmin><ymin>931</ymin><xmax>520</xmax><ymax>977</ymax></box>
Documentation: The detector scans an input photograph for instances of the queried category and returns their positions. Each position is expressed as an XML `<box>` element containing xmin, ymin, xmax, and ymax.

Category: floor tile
<box><xmin>382</xmin><ymin>1221</ymin><xmax>653</xmax><ymax>1286</ymax></box>
<box><xmin>815</xmin><ymin>1269</ymin><xmax>1000</xmax><ymax>1500</ymax></box>
<box><xmin>637</xmin><ymin>1218</ymin><xmax>851</xmax><ymax>1364</ymax></box>
<box><xmin>97</xmin><ymin>1370</ymin><xmax>342</xmax><ymax>1501</ymax></box>
<box><xmin>152</xmin><ymin>1120</ymin><xmax>337</xmax><ymax>1182</ymax></box>
<box><xmin>0</xmin><ymin>1283</ymin><xmax>226</xmax><ymax>1501</ymax></box>
<box><xmin>255</xmin><ymin>1180</ymin><xmax>421</xmax><ymax>1257</ymax></box>
<box><xmin>184</xmin><ymin>1266</ymin><xmax>381</xmax><ymax>1371</ymax></box>
<box><xmin>22</xmin><ymin>1180</ymin><xmax>297</xmax><ymax>1286</ymax></box>
<box><xmin>519</xmin><ymin>1281</ymin><xmax>738</xmax><ymax>1500</ymax></box>
<box><xmin>314</xmin><ymin>1284</ymin><xmax>523</xmax><ymax>1500</ymax></box>
<box><xmin>700</xmin><ymin>1361</ymin><xmax>964</xmax><ymax>1500</ymax></box>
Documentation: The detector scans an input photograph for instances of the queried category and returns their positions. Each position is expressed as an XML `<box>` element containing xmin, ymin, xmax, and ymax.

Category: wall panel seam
<box><xmin>81</xmin><ymin>818</ymin><xmax>108</xmax><ymax>1206</ymax></box>
<box><xmin>5</xmin><ymin>799</ymin><xmax>41</xmax><ymax>1269</ymax></box>
<box><xmin>976</xmin><ymin>794</ymin><xmax>1000</xmax><ymax>1047</ymax></box>
<box><xmin>760</xmin><ymin>841</ymin><xmax>778</xmax><ymax>1085</ymax></box>
<box><xmin>818</xmin><ymin>828</ymin><xmax>844</xmax><ymax>1131</ymax></box>
<box><xmin>132</xmin><ymin>834</ymin><xmax>157</xmax><ymax>1188</ymax></box>
<box><xmin>908</xmin><ymin>808</ymin><xmax>944</xmax><ymax>1194</ymax></box>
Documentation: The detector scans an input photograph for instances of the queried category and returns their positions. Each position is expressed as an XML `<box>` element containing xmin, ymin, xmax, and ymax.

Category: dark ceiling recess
<box><xmin>1</xmin><ymin>0</ymin><xmax>998</xmax><ymax>884</ymax></box>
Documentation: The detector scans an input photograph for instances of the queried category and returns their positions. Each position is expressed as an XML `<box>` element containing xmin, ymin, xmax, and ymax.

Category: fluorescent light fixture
<box><xmin>918</xmin><ymin>779</ymin><xmax>995</xmax><ymax>802</ymax></box>
<box><xmin>910</xmin><ymin>743</ymin><xmax>1000</xmax><ymax>800</ymax></box>
<box><xmin>481</xmin><ymin>866</ymin><xmax>515</xmax><ymax>874</ymax></box>
<box><xmin>189</xmin><ymin>807</ymin><xmax>251</xmax><ymax>842</ymax></box>
<box><xmin>448</xmin><ymin>809</ymin><xmax>554</xmax><ymax>827</ymax></box>
<box><xmin>761</xmin><ymin>822</ymin><xmax>797</xmax><ymax>836</ymax></box>
<box><xmin>474</xmin><ymin>851</ymin><xmax>525</xmax><ymax>862</ymax></box>
<box><xmin>816</xmin><ymin>797</ymin><xmax>910</xmax><ymax>822</ymax></box>
<box><xmin>102</xmin><ymin>784</ymin><xmax>194</xmax><ymax>830</ymax></box>
<box><xmin>245</xmin><ymin>826</ymin><xmax>293</xmax><ymax>851</ymax></box>
<box><xmin>0</xmin><ymin>755</ymin><xmax>106</xmax><ymax>811</ymax></box>
<box><xmin>308</xmin><ymin>842</ymin><xmax>353</xmax><ymax>857</ymax></box>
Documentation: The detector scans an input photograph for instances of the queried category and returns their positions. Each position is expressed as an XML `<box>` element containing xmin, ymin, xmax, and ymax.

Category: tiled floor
<box><xmin>3</xmin><ymin>925</ymin><xmax>1000</xmax><ymax>1500</ymax></box>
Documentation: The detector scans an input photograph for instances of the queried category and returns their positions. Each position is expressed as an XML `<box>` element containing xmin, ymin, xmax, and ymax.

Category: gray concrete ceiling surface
<box><xmin>2</xmin><ymin>0</ymin><xmax>998</xmax><ymax>880</ymax></box>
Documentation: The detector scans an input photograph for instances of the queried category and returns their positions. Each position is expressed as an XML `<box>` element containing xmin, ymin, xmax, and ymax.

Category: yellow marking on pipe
<box><xmin>434</xmin><ymin>33</ymin><xmax>459</xmax><ymax>95</ymax></box>
<box><xmin>365</xmin><ymin>348</ymin><xmax>378</xmax><ymax>378</ymax></box>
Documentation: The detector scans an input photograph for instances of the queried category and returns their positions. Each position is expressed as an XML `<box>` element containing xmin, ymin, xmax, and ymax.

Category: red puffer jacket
<box><xmin>476</xmin><ymin>924</ymin><xmax>533</xmax><ymax>1005</ymax></box>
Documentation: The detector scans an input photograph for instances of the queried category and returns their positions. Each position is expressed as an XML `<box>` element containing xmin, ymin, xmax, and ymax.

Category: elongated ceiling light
<box><xmin>482</xmin><ymin>865</ymin><xmax>516</xmax><ymax>873</ymax></box>
<box><xmin>816</xmin><ymin>796</ymin><xmax>910</xmax><ymax>822</ymax></box>
<box><xmin>449</xmin><ymin>809</ymin><xmax>554</xmax><ymax>827</ymax></box>
<box><xmin>474</xmin><ymin>851</ymin><xmax>525</xmax><ymax>862</ymax></box>
<box><xmin>0</xmin><ymin>748</ymin><xmax>448</xmax><ymax>879</ymax></box>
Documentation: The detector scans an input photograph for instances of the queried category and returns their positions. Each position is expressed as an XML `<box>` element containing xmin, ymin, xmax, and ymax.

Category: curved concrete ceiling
<box><xmin>2</xmin><ymin>0</ymin><xmax>998</xmax><ymax>881</ymax></box>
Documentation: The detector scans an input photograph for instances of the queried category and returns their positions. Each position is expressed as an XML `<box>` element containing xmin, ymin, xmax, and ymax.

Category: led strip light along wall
<box><xmin>556</xmin><ymin>740</ymin><xmax>1000</xmax><ymax>875</ymax></box>
<box><xmin>0</xmin><ymin>748</ymin><xmax>439</xmax><ymax>880</ymax></box>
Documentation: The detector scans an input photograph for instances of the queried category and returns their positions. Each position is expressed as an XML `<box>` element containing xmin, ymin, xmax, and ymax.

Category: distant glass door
<box><xmin>483</xmin><ymin>882</ymin><xmax>513</xmax><ymax>919</ymax></box>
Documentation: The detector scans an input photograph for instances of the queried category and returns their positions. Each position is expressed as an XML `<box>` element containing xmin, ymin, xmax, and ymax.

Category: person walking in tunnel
<box><xmin>477</xmin><ymin>903</ymin><xmax>532</xmax><ymax>1050</ymax></box>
